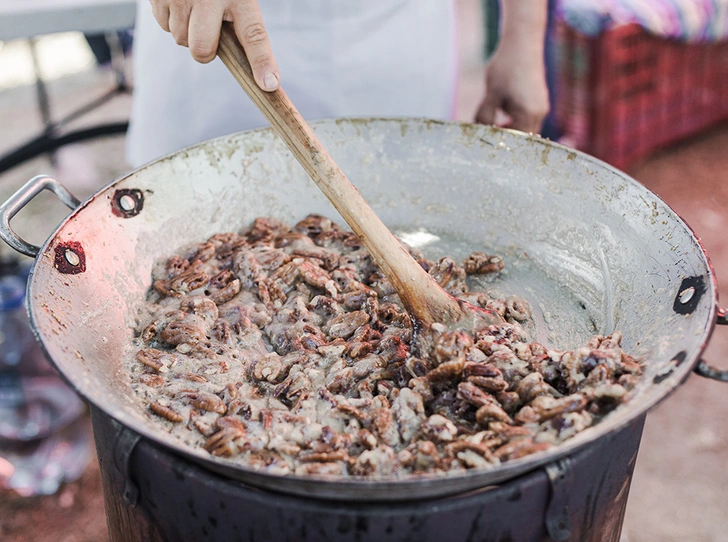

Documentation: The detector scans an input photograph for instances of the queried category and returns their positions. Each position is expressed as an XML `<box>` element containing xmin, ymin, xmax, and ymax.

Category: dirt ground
<box><xmin>0</xmin><ymin>454</ymin><xmax>108</xmax><ymax>542</ymax></box>
<box><xmin>622</xmin><ymin>126</ymin><xmax>728</xmax><ymax>542</ymax></box>
<box><xmin>0</xmin><ymin>1</ymin><xmax>726</xmax><ymax>540</ymax></box>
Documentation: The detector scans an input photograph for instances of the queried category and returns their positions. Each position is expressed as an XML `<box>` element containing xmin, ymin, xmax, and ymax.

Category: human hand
<box><xmin>474</xmin><ymin>0</ymin><xmax>549</xmax><ymax>134</ymax></box>
<box><xmin>150</xmin><ymin>0</ymin><xmax>279</xmax><ymax>91</ymax></box>
<box><xmin>475</xmin><ymin>44</ymin><xmax>550</xmax><ymax>134</ymax></box>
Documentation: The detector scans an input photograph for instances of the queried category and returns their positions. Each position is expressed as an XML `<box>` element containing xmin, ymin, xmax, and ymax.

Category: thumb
<box><xmin>231</xmin><ymin>4</ymin><xmax>280</xmax><ymax>92</ymax></box>
<box><xmin>475</xmin><ymin>94</ymin><xmax>499</xmax><ymax>126</ymax></box>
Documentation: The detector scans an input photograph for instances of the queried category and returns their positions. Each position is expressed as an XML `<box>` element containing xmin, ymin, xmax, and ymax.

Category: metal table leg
<box><xmin>0</xmin><ymin>35</ymin><xmax>131</xmax><ymax>175</ymax></box>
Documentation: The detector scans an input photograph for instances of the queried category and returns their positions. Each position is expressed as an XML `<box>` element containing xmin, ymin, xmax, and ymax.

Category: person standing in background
<box><xmin>127</xmin><ymin>0</ymin><xmax>549</xmax><ymax>167</ymax></box>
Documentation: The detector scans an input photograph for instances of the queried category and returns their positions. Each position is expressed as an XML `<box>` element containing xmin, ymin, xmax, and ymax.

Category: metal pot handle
<box><xmin>0</xmin><ymin>175</ymin><xmax>80</xmax><ymax>257</ymax></box>
<box><xmin>695</xmin><ymin>308</ymin><xmax>728</xmax><ymax>382</ymax></box>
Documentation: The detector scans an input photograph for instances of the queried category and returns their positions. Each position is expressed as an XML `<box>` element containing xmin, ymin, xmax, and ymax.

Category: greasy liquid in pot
<box><xmin>394</xmin><ymin>228</ymin><xmax>597</xmax><ymax>350</ymax></box>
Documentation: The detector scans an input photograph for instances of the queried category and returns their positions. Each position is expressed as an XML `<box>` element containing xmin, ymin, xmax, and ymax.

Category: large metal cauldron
<box><xmin>0</xmin><ymin>119</ymin><xmax>725</xmax><ymax>537</ymax></box>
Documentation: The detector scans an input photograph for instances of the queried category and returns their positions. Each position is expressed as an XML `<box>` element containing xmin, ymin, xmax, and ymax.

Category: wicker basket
<box><xmin>554</xmin><ymin>22</ymin><xmax>728</xmax><ymax>170</ymax></box>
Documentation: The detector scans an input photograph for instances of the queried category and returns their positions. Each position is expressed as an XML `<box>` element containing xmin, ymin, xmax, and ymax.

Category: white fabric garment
<box><xmin>126</xmin><ymin>0</ymin><xmax>457</xmax><ymax>167</ymax></box>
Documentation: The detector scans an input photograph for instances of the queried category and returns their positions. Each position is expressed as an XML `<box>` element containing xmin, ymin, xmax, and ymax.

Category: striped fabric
<box><xmin>558</xmin><ymin>0</ymin><xmax>728</xmax><ymax>41</ymax></box>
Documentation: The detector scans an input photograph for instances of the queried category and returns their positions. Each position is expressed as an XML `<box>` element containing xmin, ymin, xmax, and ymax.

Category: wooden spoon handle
<box><xmin>217</xmin><ymin>23</ymin><xmax>461</xmax><ymax>327</ymax></box>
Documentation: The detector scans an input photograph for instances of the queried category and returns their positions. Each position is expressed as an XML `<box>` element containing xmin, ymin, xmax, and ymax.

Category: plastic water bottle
<box><xmin>0</xmin><ymin>258</ymin><xmax>91</xmax><ymax>496</ymax></box>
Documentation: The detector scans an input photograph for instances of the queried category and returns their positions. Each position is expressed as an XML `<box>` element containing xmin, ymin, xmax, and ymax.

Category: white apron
<box><xmin>126</xmin><ymin>0</ymin><xmax>457</xmax><ymax>166</ymax></box>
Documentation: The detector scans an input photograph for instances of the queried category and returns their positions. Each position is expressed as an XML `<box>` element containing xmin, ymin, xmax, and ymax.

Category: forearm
<box><xmin>475</xmin><ymin>0</ymin><xmax>550</xmax><ymax>132</ymax></box>
<box><xmin>499</xmin><ymin>0</ymin><xmax>548</xmax><ymax>55</ymax></box>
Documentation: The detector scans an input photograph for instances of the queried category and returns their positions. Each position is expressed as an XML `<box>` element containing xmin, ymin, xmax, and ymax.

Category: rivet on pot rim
<box><xmin>54</xmin><ymin>241</ymin><xmax>86</xmax><ymax>274</ymax></box>
<box><xmin>672</xmin><ymin>276</ymin><xmax>705</xmax><ymax>315</ymax></box>
<box><xmin>119</xmin><ymin>194</ymin><xmax>136</xmax><ymax>212</ymax></box>
<box><xmin>679</xmin><ymin>287</ymin><xmax>695</xmax><ymax>304</ymax></box>
<box><xmin>111</xmin><ymin>188</ymin><xmax>144</xmax><ymax>218</ymax></box>
<box><xmin>65</xmin><ymin>249</ymin><xmax>80</xmax><ymax>266</ymax></box>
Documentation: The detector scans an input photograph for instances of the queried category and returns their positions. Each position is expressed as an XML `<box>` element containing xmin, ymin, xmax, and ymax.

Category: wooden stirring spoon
<box><xmin>217</xmin><ymin>24</ymin><xmax>502</xmax><ymax>332</ymax></box>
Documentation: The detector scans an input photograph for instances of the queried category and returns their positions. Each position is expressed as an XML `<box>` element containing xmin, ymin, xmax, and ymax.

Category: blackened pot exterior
<box><xmin>92</xmin><ymin>406</ymin><xmax>645</xmax><ymax>542</ymax></box>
